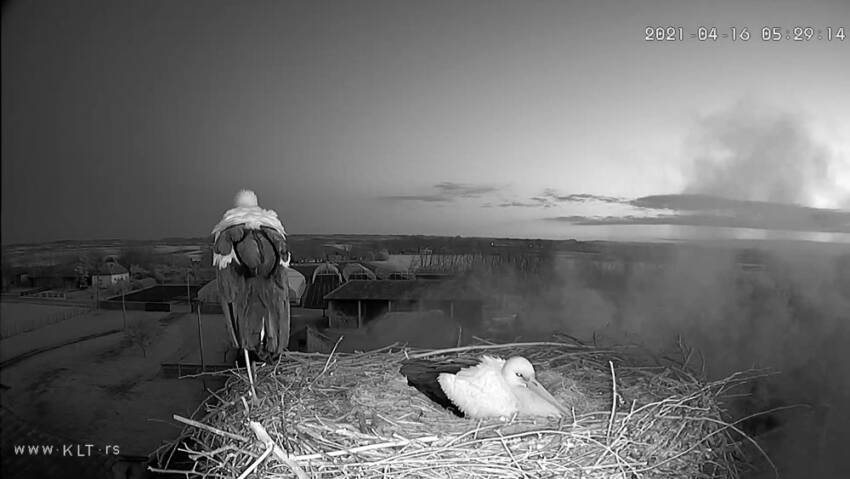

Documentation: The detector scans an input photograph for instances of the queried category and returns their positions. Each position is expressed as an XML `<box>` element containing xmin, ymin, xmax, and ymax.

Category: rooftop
<box><xmin>94</xmin><ymin>261</ymin><xmax>128</xmax><ymax>275</ymax></box>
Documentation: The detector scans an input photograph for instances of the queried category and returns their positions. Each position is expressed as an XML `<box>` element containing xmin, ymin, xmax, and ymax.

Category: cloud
<box><xmin>490</xmin><ymin>190</ymin><xmax>630</xmax><ymax>210</ymax></box>
<box><xmin>536</xmin><ymin>96</ymin><xmax>850</xmax><ymax>236</ymax></box>
<box><xmin>541</xmin><ymin>189</ymin><xmax>626</xmax><ymax>204</ymax></box>
<box><xmin>380</xmin><ymin>182</ymin><xmax>502</xmax><ymax>203</ymax></box>
<box><xmin>683</xmin><ymin>99</ymin><xmax>848</xmax><ymax>209</ymax></box>
<box><xmin>548</xmin><ymin>194</ymin><xmax>850</xmax><ymax>233</ymax></box>
<box><xmin>496</xmin><ymin>201</ymin><xmax>544</xmax><ymax>208</ymax></box>
<box><xmin>379</xmin><ymin>194</ymin><xmax>454</xmax><ymax>203</ymax></box>
<box><xmin>433</xmin><ymin>182</ymin><xmax>500</xmax><ymax>198</ymax></box>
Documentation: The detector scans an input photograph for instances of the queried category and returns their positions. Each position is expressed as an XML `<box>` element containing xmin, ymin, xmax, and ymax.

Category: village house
<box><xmin>16</xmin><ymin>264</ymin><xmax>79</xmax><ymax>291</ymax></box>
<box><xmin>92</xmin><ymin>258</ymin><xmax>130</xmax><ymax>288</ymax></box>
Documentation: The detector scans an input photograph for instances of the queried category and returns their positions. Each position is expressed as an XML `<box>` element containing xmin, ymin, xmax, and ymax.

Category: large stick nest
<box><xmin>153</xmin><ymin>337</ymin><xmax>766</xmax><ymax>478</ymax></box>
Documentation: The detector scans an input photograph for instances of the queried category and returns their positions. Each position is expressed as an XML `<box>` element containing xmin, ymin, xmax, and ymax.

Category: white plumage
<box><xmin>212</xmin><ymin>189</ymin><xmax>291</xmax><ymax>357</ymax></box>
<box><xmin>436</xmin><ymin>356</ymin><xmax>568</xmax><ymax>419</ymax></box>
<box><xmin>234</xmin><ymin>189</ymin><xmax>258</xmax><ymax>208</ymax></box>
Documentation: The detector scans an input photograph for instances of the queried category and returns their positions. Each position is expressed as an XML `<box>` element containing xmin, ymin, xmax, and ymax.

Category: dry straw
<box><xmin>151</xmin><ymin>336</ymin><xmax>771</xmax><ymax>478</ymax></box>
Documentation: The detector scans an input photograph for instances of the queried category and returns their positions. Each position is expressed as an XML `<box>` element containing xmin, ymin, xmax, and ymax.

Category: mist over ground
<box><xmin>482</xmin><ymin>242</ymin><xmax>849</xmax><ymax>479</ymax></box>
<box><xmin>349</xmin><ymin>238</ymin><xmax>848</xmax><ymax>477</ymax></box>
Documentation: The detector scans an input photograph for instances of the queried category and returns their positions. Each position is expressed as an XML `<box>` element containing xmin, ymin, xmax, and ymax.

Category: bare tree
<box><xmin>124</xmin><ymin>319</ymin><xmax>157</xmax><ymax>357</ymax></box>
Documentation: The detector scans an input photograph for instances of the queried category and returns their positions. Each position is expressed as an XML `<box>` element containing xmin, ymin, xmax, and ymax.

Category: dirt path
<box><xmin>0</xmin><ymin>311</ymin><xmax>225</xmax><ymax>458</ymax></box>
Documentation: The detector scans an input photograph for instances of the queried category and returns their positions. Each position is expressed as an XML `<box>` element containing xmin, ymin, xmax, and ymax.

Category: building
<box><xmin>92</xmin><ymin>258</ymin><xmax>129</xmax><ymax>288</ymax></box>
<box><xmin>301</xmin><ymin>262</ymin><xmax>343</xmax><ymax>310</ymax></box>
<box><xmin>366</xmin><ymin>260</ymin><xmax>414</xmax><ymax>280</ymax></box>
<box><xmin>16</xmin><ymin>265</ymin><xmax>79</xmax><ymax>291</ymax></box>
<box><xmin>341</xmin><ymin>262</ymin><xmax>377</xmax><ymax>281</ymax></box>
<box><xmin>323</xmin><ymin>279</ymin><xmax>483</xmax><ymax>329</ymax></box>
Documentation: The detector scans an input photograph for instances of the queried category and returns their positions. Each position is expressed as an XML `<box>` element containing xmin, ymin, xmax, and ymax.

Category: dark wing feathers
<box><xmin>213</xmin><ymin>227</ymin><xmax>234</xmax><ymax>256</ymax></box>
<box><xmin>400</xmin><ymin>358</ymin><xmax>480</xmax><ymax>417</ymax></box>
<box><xmin>214</xmin><ymin>225</ymin><xmax>245</xmax><ymax>255</ymax></box>
<box><xmin>216</xmin><ymin>224</ymin><xmax>290</xmax><ymax>356</ymax></box>
<box><xmin>261</xmin><ymin>225</ymin><xmax>287</xmax><ymax>256</ymax></box>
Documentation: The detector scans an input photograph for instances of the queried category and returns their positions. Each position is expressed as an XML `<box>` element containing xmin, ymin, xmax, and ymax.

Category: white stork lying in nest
<box><xmin>401</xmin><ymin>355</ymin><xmax>569</xmax><ymax>419</ymax></box>
<box><xmin>212</xmin><ymin>190</ymin><xmax>291</xmax><ymax>364</ymax></box>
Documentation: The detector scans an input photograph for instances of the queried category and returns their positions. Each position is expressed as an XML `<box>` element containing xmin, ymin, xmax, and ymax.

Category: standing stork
<box><xmin>212</xmin><ymin>190</ymin><xmax>291</xmax><ymax>364</ymax></box>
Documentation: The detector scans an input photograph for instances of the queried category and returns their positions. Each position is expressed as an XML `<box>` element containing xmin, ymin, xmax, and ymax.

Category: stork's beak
<box><xmin>526</xmin><ymin>378</ymin><xmax>570</xmax><ymax>416</ymax></box>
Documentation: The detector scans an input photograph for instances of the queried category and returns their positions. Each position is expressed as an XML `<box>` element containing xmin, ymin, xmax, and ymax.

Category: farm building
<box><xmin>306</xmin><ymin>309</ymin><xmax>465</xmax><ymax>353</ymax></box>
<box><xmin>92</xmin><ymin>258</ymin><xmax>129</xmax><ymax>288</ymax></box>
<box><xmin>301</xmin><ymin>262</ymin><xmax>344</xmax><ymax>310</ymax></box>
<box><xmin>285</xmin><ymin>267</ymin><xmax>308</xmax><ymax>304</ymax></box>
<box><xmin>367</xmin><ymin>260</ymin><xmax>415</xmax><ymax>280</ymax></box>
<box><xmin>194</xmin><ymin>266</ymin><xmax>307</xmax><ymax>310</ymax></box>
<box><xmin>15</xmin><ymin>264</ymin><xmax>79</xmax><ymax>291</ymax></box>
<box><xmin>341</xmin><ymin>262</ymin><xmax>376</xmax><ymax>281</ymax></box>
<box><xmin>288</xmin><ymin>263</ymin><xmax>319</xmax><ymax>283</ymax></box>
<box><xmin>323</xmin><ymin>279</ymin><xmax>483</xmax><ymax>329</ymax></box>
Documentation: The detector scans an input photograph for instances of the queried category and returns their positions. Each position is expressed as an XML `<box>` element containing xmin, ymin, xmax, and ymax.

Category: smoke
<box><xmin>684</xmin><ymin>99</ymin><xmax>848</xmax><ymax>209</ymax></box>
<box><xmin>497</xmin><ymin>243</ymin><xmax>850</xmax><ymax>478</ymax></box>
<box><xmin>349</xmin><ymin>241</ymin><xmax>850</xmax><ymax>476</ymax></box>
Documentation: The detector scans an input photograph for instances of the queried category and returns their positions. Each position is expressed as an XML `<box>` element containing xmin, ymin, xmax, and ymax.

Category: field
<box><xmin>0</xmin><ymin>305</ymin><xmax>232</xmax><ymax>457</ymax></box>
<box><xmin>0</xmin><ymin>302</ymin><xmax>90</xmax><ymax>339</ymax></box>
<box><xmin>2</xmin><ymin>235</ymin><xmax>849</xmax><ymax>478</ymax></box>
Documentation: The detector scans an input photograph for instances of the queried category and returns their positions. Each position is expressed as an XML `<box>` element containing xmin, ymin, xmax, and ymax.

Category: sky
<box><xmin>2</xmin><ymin>0</ymin><xmax>849</xmax><ymax>245</ymax></box>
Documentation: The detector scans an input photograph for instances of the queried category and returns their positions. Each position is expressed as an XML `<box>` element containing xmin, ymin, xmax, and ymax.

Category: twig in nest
<box><xmin>496</xmin><ymin>431</ymin><xmax>529</xmax><ymax>478</ymax></box>
<box><xmin>248</xmin><ymin>420</ymin><xmax>309</xmax><ymax>479</ymax></box>
<box><xmin>408</xmin><ymin>341</ymin><xmax>585</xmax><ymax>359</ymax></box>
<box><xmin>236</xmin><ymin>443</ymin><xmax>273</xmax><ymax>479</ymax></box>
<box><xmin>172</xmin><ymin>414</ymin><xmax>248</xmax><ymax>443</ymax></box>
<box><xmin>313</xmin><ymin>335</ymin><xmax>343</xmax><ymax>383</ymax></box>
<box><xmin>288</xmin><ymin>435</ymin><xmax>440</xmax><ymax>462</ymax></box>
<box><xmin>606</xmin><ymin>360</ymin><xmax>618</xmax><ymax>443</ymax></box>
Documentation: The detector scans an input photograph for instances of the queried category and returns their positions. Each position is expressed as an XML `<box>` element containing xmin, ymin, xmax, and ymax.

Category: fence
<box><xmin>24</xmin><ymin>290</ymin><xmax>67</xmax><ymax>299</ymax></box>
<box><xmin>98</xmin><ymin>300</ymin><xmax>171</xmax><ymax>312</ymax></box>
<box><xmin>18</xmin><ymin>287</ymin><xmax>52</xmax><ymax>297</ymax></box>
<box><xmin>0</xmin><ymin>306</ymin><xmax>91</xmax><ymax>339</ymax></box>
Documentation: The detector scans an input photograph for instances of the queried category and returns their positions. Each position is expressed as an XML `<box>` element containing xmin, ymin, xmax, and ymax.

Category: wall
<box><xmin>94</xmin><ymin>273</ymin><xmax>129</xmax><ymax>288</ymax></box>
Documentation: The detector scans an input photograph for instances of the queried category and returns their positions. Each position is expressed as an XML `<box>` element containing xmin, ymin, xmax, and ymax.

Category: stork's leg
<box><xmin>244</xmin><ymin>348</ymin><xmax>257</xmax><ymax>399</ymax></box>
<box><xmin>222</xmin><ymin>302</ymin><xmax>240</xmax><ymax>348</ymax></box>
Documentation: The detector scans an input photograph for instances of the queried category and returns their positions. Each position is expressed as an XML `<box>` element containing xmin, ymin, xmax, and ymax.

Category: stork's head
<box><xmin>503</xmin><ymin>356</ymin><xmax>537</xmax><ymax>387</ymax></box>
<box><xmin>502</xmin><ymin>355</ymin><xmax>568</xmax><ymax>415</ymax></box>
<box><xmin>235</xmin><ymin>189</ymin><xmax>259</xmax><ymax>208</ymax></box>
